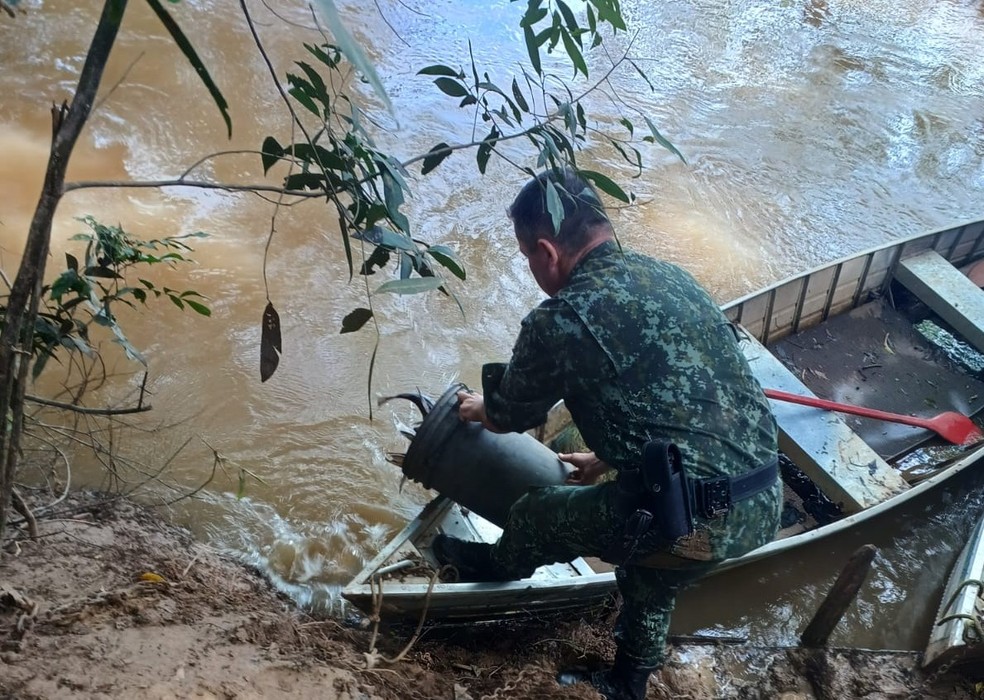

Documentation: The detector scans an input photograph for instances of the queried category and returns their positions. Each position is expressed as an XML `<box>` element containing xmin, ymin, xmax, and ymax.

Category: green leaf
<box><xmin>523</xmin><ymin>24</ymin><xmax>542</xmax><ymax>74</ymax></box>
<box><xmin>588</xmin><ymin>0</ymin><xmax>626</xmax><ymax>31</ymax></box>
<box><xmin>476</xmin><ymin>126</ymin><xmax>499</xmax><ymax>175</ymax></box>
<box><xmin>296</xmin><ymin>61</ymin><xmax>330</xmax><ymax>109</ymax></box>
<box><xmin>536</xmin><ymin>25</ymin><xmax>556</xmax><ymax>49</ymax></box>
<box><xmin>540</xmin><ymin>130</ymin><xmax>563</xmax><ymax>163</ymax></box>
<box><xmin>363</xmin><ymin>226</ymin><xmax>417</xmax><ymax>252</ymax></box>
<box><xmin>610</xmin><ymin>139</ymin><xmax>642</xmax><ymax>172</ymax></box>
<box><xmin>83</xmin><ymin>266</ymin><xmax>123</xmax><ymax>279</ymax></box>
<box><xmin>287</xmin><ymin>74</ymin><xmax>322</xmax><ymax>117</ymax></box>
<box><xmin>340</xmin><ymin>307</ymin><xmax>373</xmax><ymax>333</ymax></box>
<box><xmin>520</xmin><ymin>1</ymin><xmax>548</xmax><ymax>27</ymax></box>
<box><xmin>144</xmin><ymin>0</ymin><xmax>231</xmax><ymax>137</ymax></box>
<box><xmin>312</xmin><ymin>0</ymin><xmax>394</xmax><ymax>115</ymax></box>
<box><xmin>284</xmin><ymin>143</ymin><xmax>347</xmax><ymax>172</ymax></box>
<box><xmin>260</xmin><ymin>301</ymin><xmax>281</xmax><ymax>382</ymax></box>
<box><xmin>65</xmin><ymin>253</ymin><xmax>78</xmax><ymax>272</ymax></box>
<box><xmin>360</xmin><ymin>245</ymin><xmax>390</xmax><ymax>275</ymax></box>
<box><xmin>434</xmin><ymin>77</ymin><xmax>469</xmax><ymax>98</ymax></box>
<box><xmin>50</xmin><ymin>270</ymin><xmax>83</xmax><ymax>301</ymax></box>
<box><xmin>418</xmin><ymin>64</ymin><xmax>461</xmax><ymax>77</ymax></box>
<box><xmin>511</xmin><ymin>78</ymin><xmax>529</xmax><ymax>112</ymax></box>
<box><xmin>31</xmin><ymin>351</ymin><xmax>52</xmax><ymax>381</ymax></box>
<box><xmin>545</xmin><ymin>180</ymin><xmax>564</xmax><ymax>235</ymax></box>
<box><xmin>374</xmin><ymin>277</ymin><xmax>445</xmax><ymax>295</ymax></box>
<box><xmin>468</xmin><ymin>40</ymin><xmax>480</xmax><ymax>89</ymax></box>
<box><xmin>339</xmin><ymin>215</ymin><xmax>354</xmax><ymax>281</ymax></box>
<box><xmin>284</xmin><ymin>172</ymin><xmax>326</xmax><ymax>190</ymax></box>
<box><xmin>422</xmin><ymin>142</ymin><xmax>452</xmax><ymax>175</ymax></box>
<box><xmin>428</xmin><ymin>245</ymin><xmax>466</xmax><ymax>281</ymax></box>
<box><xmin>110</xmin><ymin>323</ymin><xmax>147</xmax><ymax>365</ymax></box>
<box><xmin>184</xmin><ymin>299</ymin><xmax>211</xmax><ymax>316</ymax></box>
<box><xmin>579</xmin><ymin>169</ymin><xmax>630</xmax><ymax>203</ymax></box>
<box><xmin>381</xmin><ymin>167</ymin><xmax>410</xmax><ymax>233</ymax></box>
<box><xmin>306</xmin><ymin>42</ymin><xmax>342</xmax><ymax>69</ymax></box>
<box><xmin>643</xmin><ymin>116</ymin><xmax>687</xmax><ymax>164</ymax></box>
<box><xmin>556</xmin><ymin>0</ymin><xmax>580</xmax><ymax>37</ymax></box>
<box><xmin>477</xmin><ymin>141</ymin><xmax>493</xmax><ymax>174</ymax></box>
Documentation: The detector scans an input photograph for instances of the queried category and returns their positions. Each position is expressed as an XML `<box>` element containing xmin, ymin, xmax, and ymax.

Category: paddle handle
<box><xmin>762</xmin><ymin>388</ymin><xmax>931</xmax><ymax>430</ymax></box>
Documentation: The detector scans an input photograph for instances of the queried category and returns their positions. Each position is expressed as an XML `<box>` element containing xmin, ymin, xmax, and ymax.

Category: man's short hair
<box><xmin>508</xmin><ymin>169</ymin><xmax>611</xmax><ymax>251</ymax></box>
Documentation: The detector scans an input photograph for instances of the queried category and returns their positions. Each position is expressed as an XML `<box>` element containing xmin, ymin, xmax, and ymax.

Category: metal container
<box><xmin>402</xmin><ymin>383</ymin><xmax>571</xmax><ymax>527</ymax></box>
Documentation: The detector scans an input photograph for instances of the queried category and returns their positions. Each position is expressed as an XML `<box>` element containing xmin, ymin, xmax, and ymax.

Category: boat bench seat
<box><xmin>895</xmin><ymin>249</ymin><xmax>984</xmax><ymax>355</ymax></box>
<box><xmin>740</xmin><ymin>331</ymin><xmax>911</xmax><ymax>514</ymax></box>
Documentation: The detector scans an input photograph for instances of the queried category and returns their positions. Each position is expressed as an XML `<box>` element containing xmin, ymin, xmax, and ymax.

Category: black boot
<box><xmin>431</xmin><ymin>534</ymin><xmax>511</xmax><ymax>582</ymax></box>
<box><xmin>557</xmin><ymin>650</ymin><xmax>655</xmax><ymax>700</ymax></box>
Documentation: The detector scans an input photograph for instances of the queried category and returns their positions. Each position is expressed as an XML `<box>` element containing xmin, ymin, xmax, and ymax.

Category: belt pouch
<box><xmin>641</xmin><ymin>440</ymin><xmax>694</xmax><ymax>540</ymax></box>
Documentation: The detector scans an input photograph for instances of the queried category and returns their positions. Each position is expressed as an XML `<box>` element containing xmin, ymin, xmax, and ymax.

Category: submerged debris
<box><xmin>378</xmin><ymin>391</ymin><xmax>436</xmax><ymax>419</ymax></box>
<box><xmin>779</xmin><ymin>454</ymin><xmax>843</xmax><ymax>526</ymax></box>
<box><xmin>915</xmin><ymin>320</ymin><xmax>984</xmax><ymax>375</ymax></box>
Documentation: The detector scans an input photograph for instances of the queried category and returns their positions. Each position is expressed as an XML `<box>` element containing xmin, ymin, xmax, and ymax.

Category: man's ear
<box><xmin>537</xmin><ymin>237</ymin><xmax>561</xmax><ymax>266</ymax></box>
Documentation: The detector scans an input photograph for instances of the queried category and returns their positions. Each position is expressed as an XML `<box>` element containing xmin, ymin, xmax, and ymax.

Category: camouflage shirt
<box><xmin>482</xmin><ymin>239</ymin><xmax>777</xmax><ymax>482</ymax></box>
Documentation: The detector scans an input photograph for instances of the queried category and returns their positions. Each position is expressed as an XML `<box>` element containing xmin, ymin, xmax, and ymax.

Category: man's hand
<box><xmin>456</xmin><ymin>390</ymin><xmax>506</xmax><ymax>433</ymax></box>
<box><xmin>561</xmin><ymin>451</ymin><xmax>610</xmax><ymax>485</ymax></box>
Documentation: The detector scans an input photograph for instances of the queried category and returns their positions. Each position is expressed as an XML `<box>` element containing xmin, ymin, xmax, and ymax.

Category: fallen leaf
<box><xmin>883</xmin><ymin>333</ymin><xmax>895</xmax><ymax>354</ymax></box>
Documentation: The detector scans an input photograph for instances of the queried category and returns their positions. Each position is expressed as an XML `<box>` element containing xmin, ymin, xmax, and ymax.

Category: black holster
<box><xmin>642</xmin><ymin>440</ymin><xmax>694</xmax><ymax>541</ymax></box>
<box><xmin>615</xmin><ymin>440</ymin><xmax>694</xmax><ymax>562</ymax></box>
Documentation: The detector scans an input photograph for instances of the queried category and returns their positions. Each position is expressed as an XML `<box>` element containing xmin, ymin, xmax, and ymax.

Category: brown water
<box><xmin>2</xmin><ymin>0</ymin><xmax>984</xmax><ymax>648</ymax></box>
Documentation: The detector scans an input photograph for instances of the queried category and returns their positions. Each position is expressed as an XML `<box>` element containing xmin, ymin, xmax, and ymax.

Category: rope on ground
<box><xmin>364</xmin><ymin>565</ymin><xmax>449</xmax><ymax>668</ymax></box>
<box><xmin>478</xmin><ymin>667</ymin><xmax>538</xmax><ymax>700</ymax></box>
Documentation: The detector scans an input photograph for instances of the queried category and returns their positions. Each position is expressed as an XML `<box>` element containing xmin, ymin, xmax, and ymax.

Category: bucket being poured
<box><xmin>400</xmin><ymin>383</ymin><xmax>571</xmax><ymax>528</ymax></box>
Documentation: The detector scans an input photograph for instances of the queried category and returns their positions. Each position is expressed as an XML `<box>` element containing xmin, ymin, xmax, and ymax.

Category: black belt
<box><xmin>690</xmin><ymin>457</ymin><xmax>779</xmax><ymax>519</ymax></box>
<box><xmin>613</xmin><ymin>447</ymin><xmax>778</xmax><ymax>564</ymax></box>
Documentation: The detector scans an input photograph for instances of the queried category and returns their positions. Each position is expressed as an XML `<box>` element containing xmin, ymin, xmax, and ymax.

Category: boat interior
<box><xmin>749</xmin><ymin>279</ymin><xmax>984</xmax><ymax>539</ymax></box>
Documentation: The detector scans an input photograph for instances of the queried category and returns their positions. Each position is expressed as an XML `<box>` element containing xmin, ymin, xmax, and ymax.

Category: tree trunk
<box><xmin>0</xmin><ymin>0</ymin><xmax>128</xmax><ymax>544</ymax></box>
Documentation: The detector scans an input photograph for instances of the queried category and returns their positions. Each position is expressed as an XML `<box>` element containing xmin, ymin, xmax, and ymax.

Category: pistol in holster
<box><xmin>617</xmin><ymin>440</ymin><xmax>695</xmax><ymax>562</ymax></box>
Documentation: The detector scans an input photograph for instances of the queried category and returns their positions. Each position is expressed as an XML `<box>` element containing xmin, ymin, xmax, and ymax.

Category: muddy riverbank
<box><xmin>1</xmin><ymin>492</ymin><xmax>981</xmax><ymax>699</ymax></box>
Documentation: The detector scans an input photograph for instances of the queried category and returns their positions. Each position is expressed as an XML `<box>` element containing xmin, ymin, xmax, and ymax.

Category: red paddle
<box><xmin>763</xmin><ymin>388</ymin><xmax>984</xmax><ymax>446</ymax></box>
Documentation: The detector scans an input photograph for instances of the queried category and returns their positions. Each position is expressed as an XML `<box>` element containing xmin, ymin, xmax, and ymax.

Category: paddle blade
<box><xmin>935</xmin><ymin>413</ymin><xmax>984</xmax><ymax>446</ymax></box>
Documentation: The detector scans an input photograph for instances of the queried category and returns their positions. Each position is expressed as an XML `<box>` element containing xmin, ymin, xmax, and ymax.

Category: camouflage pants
<box><xmin>489</xmin><ymin>482</ymin><xmax>714</xmax><ymax>667</ymax></box>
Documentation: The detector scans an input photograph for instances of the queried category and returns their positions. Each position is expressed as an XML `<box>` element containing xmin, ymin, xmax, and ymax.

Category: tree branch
<box><xmin>24</xmin><ymin>394</ymin><xmax>152</xmax><ymax>415</ymax></box>
<box><xmin>61</xmin><ymin>178</ymin><xmax>322</xmax><ymax>197</ymax></box>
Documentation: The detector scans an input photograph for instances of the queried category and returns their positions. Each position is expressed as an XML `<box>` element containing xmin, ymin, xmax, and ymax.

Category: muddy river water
<box><xmin>2</xmin><ymin>0</ymin><xmax>984</xmax><ymax>649</ymax></box>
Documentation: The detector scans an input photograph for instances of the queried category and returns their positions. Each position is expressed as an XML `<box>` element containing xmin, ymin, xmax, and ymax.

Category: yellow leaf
<box><xmin>139</xmin><ymin>572</ymin><xmax>167</xmax><ymax>584</ymax></box>
<box><xmin>883</xmin><ymin>333</ymin><xmax>895</xmax><ymax>354</ymax></box>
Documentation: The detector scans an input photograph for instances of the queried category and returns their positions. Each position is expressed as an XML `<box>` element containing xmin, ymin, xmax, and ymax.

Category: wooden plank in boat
<box><xmin>895</xmin><ymin>249</ymin><xmax>984</xmax><ymax>354</ymax></box>
<box><xmin>740</xmin><ymin>332</ymin><xmax>910</xmax><ymax>513</ymax></box>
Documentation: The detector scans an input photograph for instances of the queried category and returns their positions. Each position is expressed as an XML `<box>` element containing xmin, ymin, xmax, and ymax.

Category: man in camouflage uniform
<box><xmin>434</xmin><ymin>169</ymin><xmax>781</xmax><ymax>700</ymax></box>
